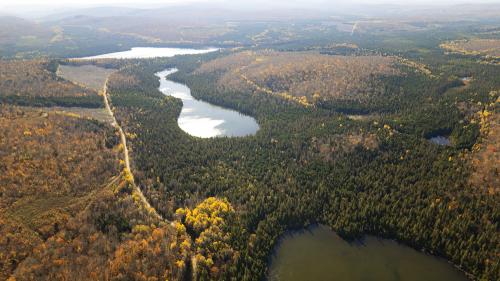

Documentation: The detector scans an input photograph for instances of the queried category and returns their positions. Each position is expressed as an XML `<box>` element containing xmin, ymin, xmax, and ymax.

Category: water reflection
<box><xmin>157</xmin><ymin>69</ymin><xmax>259</xmax><ymax>138</ymax></box>
<box><xmin>80</xmin><ymin>47</ymin><xmax>219</xmax><ymax>59</ymax></box>
<box><xmin>429</xmin><ymin>136</ymin><xmax>451</xmax><ymax>146</ymax></box>
<box><xmin>268</xmin><ymin>225</ymin><xmax>468</xmax><ymax>281</ymax></box>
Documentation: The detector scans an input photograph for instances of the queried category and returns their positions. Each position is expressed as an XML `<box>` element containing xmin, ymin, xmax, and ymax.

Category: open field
<box><xmin>57</xmin><ymin>64</ymin><xmax>116</xmax><ymax>92</ymax></box>
<box><xmin>36</xmin><ymin>106</ymin><xmax>114</xmax><ymax>124</ymax></box>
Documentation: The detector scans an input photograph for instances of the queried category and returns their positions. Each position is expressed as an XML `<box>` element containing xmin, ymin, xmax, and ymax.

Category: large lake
<box><xmin>78</xmin><ymin>47</ymin><xmax>259</xmax><ymax>138</ymax></box>
<box><xmin>157</xmin><ymin>69</ymin><xmax>259</xmax><ymax>138</ymax></box>
<box><xmin>80</xmin><ymin>47</ymin><xmax>219</xmax><ymax>59</ymax></box>
<box><xmin>268</xmin><ymin>225</ymin><xmax>469</xmax><ymax>281</ymax></box>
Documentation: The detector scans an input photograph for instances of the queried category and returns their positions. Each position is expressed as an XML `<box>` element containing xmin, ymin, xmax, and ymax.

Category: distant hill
<box><xmin>0</xmin><ymin>16</ymin><xmax>53</xmax><ymax>46</ymax></box>
<box><xmin>39</xmin><ymin>6</ymin><xmax>145</xmax><ymax>22</ymax></box>
<box><xmin>38</xmin><ymin>2</ymin><xmax>500</xmax><ymax>23</ymax></box>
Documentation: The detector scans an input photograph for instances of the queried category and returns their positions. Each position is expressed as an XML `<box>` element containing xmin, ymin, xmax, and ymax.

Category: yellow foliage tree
<box><xmin>175</xmin><ymin>197</ymin><xmax>238</xmax><ymax>280</ymax></box>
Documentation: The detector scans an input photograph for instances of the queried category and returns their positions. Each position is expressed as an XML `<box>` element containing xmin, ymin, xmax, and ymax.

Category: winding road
<box><xmin>101</xmin><ymin>78</ymin><xmax>163</xmax><ymax>221</ymax></box>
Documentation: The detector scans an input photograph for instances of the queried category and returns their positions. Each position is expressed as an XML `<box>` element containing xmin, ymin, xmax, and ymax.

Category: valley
<box><xmin>0</xmin><ymin>2</ymin><xmax>498</xmax><ymax>281</ymax></box>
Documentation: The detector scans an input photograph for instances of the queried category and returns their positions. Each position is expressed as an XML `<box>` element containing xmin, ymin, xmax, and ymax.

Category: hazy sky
<box><xmin>3</xmin><ymin>0</ymin><xmax>500</xmax><ymax>7</ymax></box>
<box><xmin>2</xmin><ymin>0</ymin><xmax>499</xmax><ymax>19</ymax></box>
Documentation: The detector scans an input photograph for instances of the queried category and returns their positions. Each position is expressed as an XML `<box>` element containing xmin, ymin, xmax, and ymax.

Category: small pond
<box><xmin>429</xmin><ymin>136</ymin><xmax>451</xmax><ymax>146</ymax></box>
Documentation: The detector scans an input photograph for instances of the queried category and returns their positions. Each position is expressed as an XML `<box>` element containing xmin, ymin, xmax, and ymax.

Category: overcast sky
<box><xmin>3</xmin><ymin>0</ymin><xmax>500</xmax><ymax>7</ymax></box>
<box><xmin>2</xmin><ymin>0</ymin><xmax>499</xmax><ymax>19</ymax></box>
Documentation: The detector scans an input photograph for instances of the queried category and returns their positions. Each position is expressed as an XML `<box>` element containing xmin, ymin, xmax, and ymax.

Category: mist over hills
<box><xmin>3</xmin><ymin>1</ymin><xmax>500</xmax><ymax>22</ymax></box>
<box><xmin>0</xmin><ymin>1</ymin><xmax>499</xmax><ymax>281</ymax></box>
<box><xmin>0</xmin><ymin>1</ymin><xmax>499</xmax><ymax>58</ymax></box>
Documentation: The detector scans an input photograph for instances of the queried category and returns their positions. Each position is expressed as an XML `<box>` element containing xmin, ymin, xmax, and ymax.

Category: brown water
<box><xmin>268</xmin><ymin>225</ymin><xmax>469</xmax><ymax>281</ymax></box>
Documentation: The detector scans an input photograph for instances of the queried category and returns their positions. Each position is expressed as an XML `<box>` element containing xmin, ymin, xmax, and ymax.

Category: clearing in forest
<box><xmin>0</xmin><ymin>60</ymin><xmax>98</xmax><ymax>98</ymax></box>
<box><xmin>57</xmin><ymin>64</ymin><xmax>116</xmax><ymax>92</ymax></box>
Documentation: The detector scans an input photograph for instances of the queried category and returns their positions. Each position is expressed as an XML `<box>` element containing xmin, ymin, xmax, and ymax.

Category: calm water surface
<box><xmin>157</xmin><ymin>69</ymin><xmax>259</xmax><ymax>138</ymax></box>
<box><xmin>79</xmin><ymin>47</ymin><xmax>219</xmax><ymax>59</ymax></box>
<box><xmin>77</xmin><ymin>47</ymin><xmax>259</xmax><ymax>137</ymax></box>
<box><xmin>268</xmin><ymin>225</ymin><xmax>469</xmax><ymax>281</ymax></box>
<box><xmin>429</xmin><ymin>136</ymin><xmax>451</xmax><ymax>146</ymax></box>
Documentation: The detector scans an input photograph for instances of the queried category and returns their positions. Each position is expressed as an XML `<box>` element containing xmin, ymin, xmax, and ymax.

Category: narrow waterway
<box><xmin>156</xmin><ymin>68</ymin><xmax>259</xmax><ymax>138</ymax></box>
<box><xmin>77</xmin><ymin>47</ymin><xmax>259</xmax><ymax>138</ymax></box>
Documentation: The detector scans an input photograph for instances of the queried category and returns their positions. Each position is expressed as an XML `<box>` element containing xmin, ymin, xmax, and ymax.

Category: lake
<box><xmin>157</xmin><ymin>69</ymin><xmax>259</xmax><ymax>138</ymax></box>
<box><xmin>268</xmin><ymin>225</ymin><xmax>469</xmax><ymax>281</ymax></box>
<box><xmin>79</xmin><ymin>47</ymin><xmax>219</xmax><ymax>59</ymax></box>
<box><xmin>77</xmin><ymin>47</ymin><xmax>259</xmax><ymax>138</ymax></box>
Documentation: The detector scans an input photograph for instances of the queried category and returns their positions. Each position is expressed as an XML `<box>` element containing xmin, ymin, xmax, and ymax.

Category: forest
<box><xmin>0</xmin><ymin>60</ymin><xmax>189</xmax><ymax>281</ymax></box>
<box><xmin>102</xmin><ymin>42</ymin><xmax>499</xmax><ymax>280</ymax></box>
<box><xmin>440</xmin><ymin>39</ymin><xmax>500</xmax><ymax>58</ymax></box>
<box><xmin>196</xmin><ymin>50</ymin><xmax>400</xmax><ymax>106</ymax></box>
<box><xmin>0</xmin><ymin>60</ymin><xmax>102</xmax><ymax>108</ymax></box>
<box><xmin>0</xmin><ymin>5</ymin><xmax>499</xmax><ymax>281</ymax></box>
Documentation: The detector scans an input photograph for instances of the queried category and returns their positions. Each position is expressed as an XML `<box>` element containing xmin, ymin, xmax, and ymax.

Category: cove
<box><xmin>156</xmin><ymin>69</ymin><xmax>259</xmax><ymax>138</ymax></box>
<box><xmin>268</xmin><ymin>225</ymin><xmax>469</xmax><ymax>281</ymax></box>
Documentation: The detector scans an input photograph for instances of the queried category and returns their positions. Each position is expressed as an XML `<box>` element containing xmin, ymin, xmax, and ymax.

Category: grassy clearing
<box><xmin>57</xmin><ymin>64</ymin><xmax>116</xmax><ymax>92</ymax></box>
<box><xmin>37</xmin><ymin>106</ymin><xmax>115</xmax><ymax>124</ymax></box>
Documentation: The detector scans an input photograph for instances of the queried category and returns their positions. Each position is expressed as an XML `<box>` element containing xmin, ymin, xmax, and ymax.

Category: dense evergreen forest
<box><xmin>105</xmin><ymin>41</ymin><xmax>499</xmax><ymax>280</ymax></box>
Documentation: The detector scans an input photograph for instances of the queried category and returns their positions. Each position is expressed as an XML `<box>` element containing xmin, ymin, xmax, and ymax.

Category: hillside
<box><xmin>0</xmin><ymin>60</ymin><xmax>102</xmax><ymax>107</ymax></box>
<box><xmin>197</xmin><ymin>50</ymin><xmax>400</xmax><ymax>105</ymax></box>
<box><xmin>102</xmin><ymin>53</ymin><xmax>499</xmax><ymax>280</ymax></box>
<box><xmin>0</xmin><ymin>76</ymin><xmax>190</xmax><ymax>280</ymax></box>
<box><xmin>0</xmin><ymin>105</ymin><xmax>117</xmax><ymax>279</ymax></box>
<box><xmin>441</xmin><ymin>39</ymin><xmax>500</xmax><ymax>58</ymax></box>
<box><xmin>0</xmin><ymin>16</ymin><xmax>53</xmax><ymax>49</ymax></box>
<box><xmin>0</xmin><ymin>3</ymin><xmax>499</xmax><ymax>281</ymax></box>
